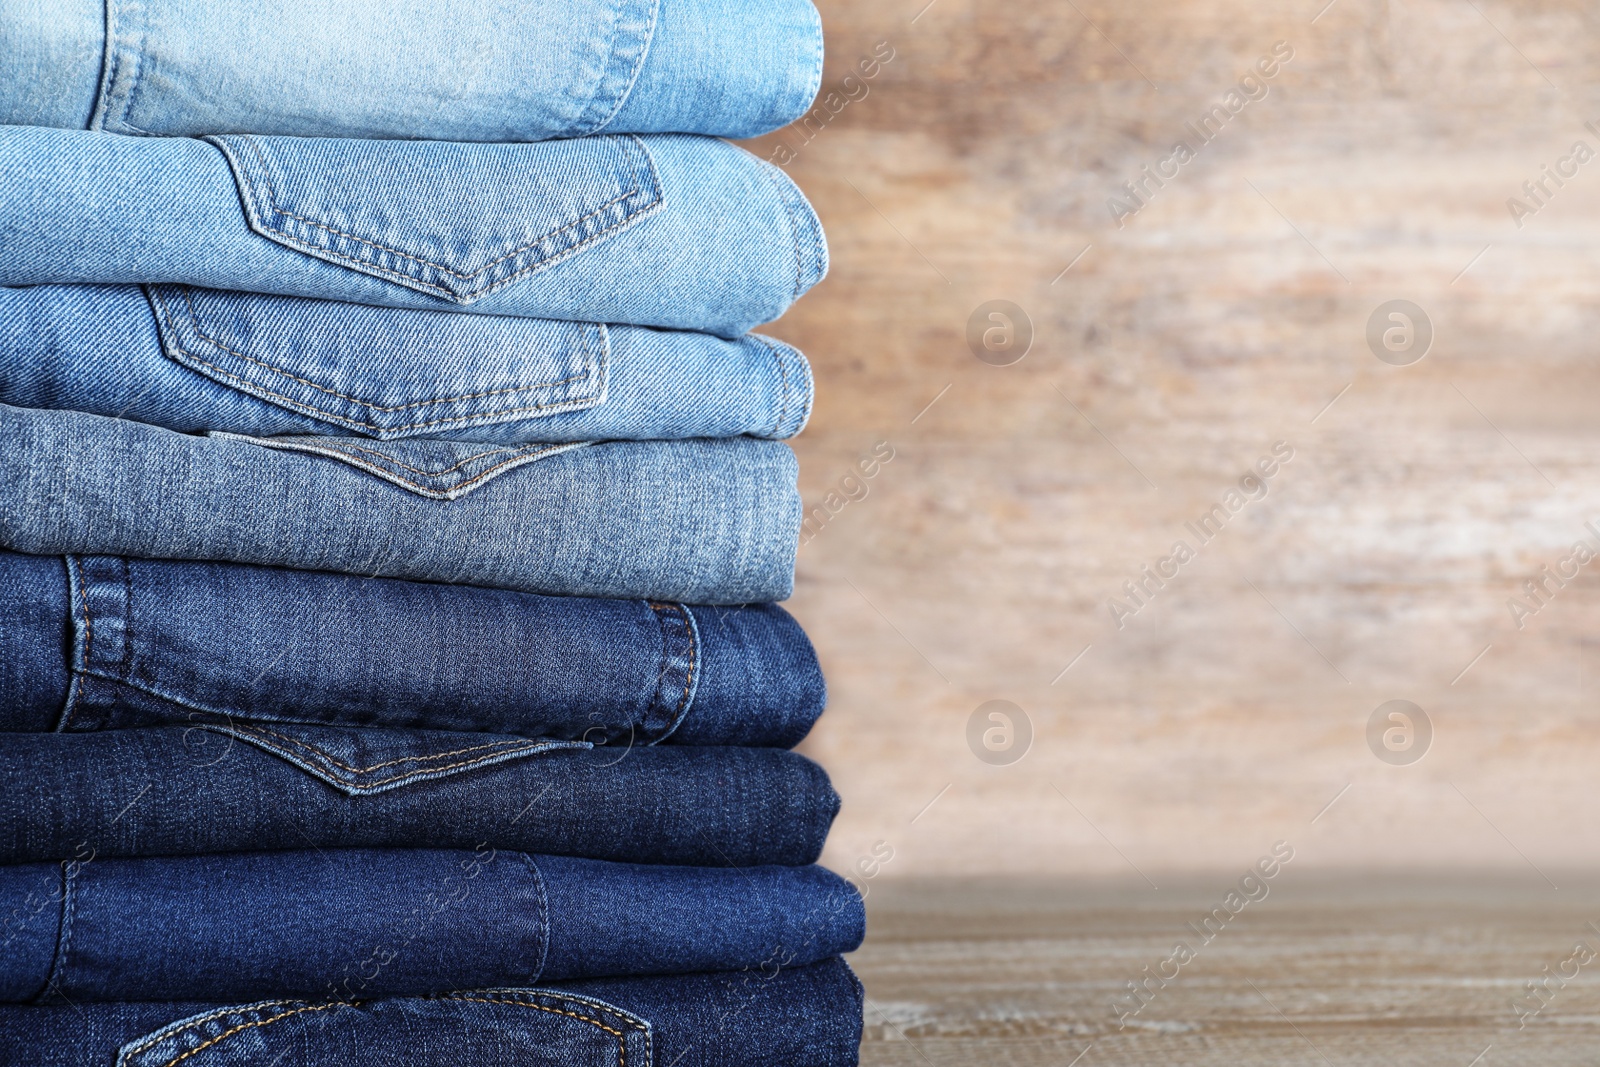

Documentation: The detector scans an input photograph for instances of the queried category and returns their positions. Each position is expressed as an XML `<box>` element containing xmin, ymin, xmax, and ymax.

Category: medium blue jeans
<box><xmin>0</xmin><ymin>404</ymin><xmax>800</xmax><ymax>604</ymax></box>
<box><xmin>0</xmin><ymin>848</ymin><xmax>864</xmax><ymax>1001</ymax></box>
<box><xmin>0</xmin><ymin>550</ymin><xmax>824</xmax><ymax>748</ymax></box>
<box><xmin>0</xmin><ymin>728</ymin><xmax>837</xmax><ymax>867</ymax></box>
<box><xmin>0</xmin><ymin>284</ymin><xmax>812</xmax><ymax>442</ymax></box>
<box><xmin>0</xmin><ymin>958</ymin><xmax>863</xmax><ymax>1067</ymax></box>
<box><xmin>0</xmin><ymin>127</ymin><xmax>827</xmax><ymax>337</ymax></box>
<box><xmin>0</xmin><ymin>0</ymin><xmax>824</xmax><ymax>143</ymax></box>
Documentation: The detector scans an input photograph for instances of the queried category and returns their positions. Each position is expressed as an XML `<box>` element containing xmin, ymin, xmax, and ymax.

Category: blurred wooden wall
<box><xmin>742</xmin><ymin>0</ymin><xmax>1600</xmax><ymax>878</ymax></box>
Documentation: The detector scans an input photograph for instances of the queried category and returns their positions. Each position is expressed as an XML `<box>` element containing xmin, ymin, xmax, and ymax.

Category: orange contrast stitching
<box><xmin>157</xmin><ymin>1003</ymin><xmax>347</xmax><ymax>1067</ymax></box>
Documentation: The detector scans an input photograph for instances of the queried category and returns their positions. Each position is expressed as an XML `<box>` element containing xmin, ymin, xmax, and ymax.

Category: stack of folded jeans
<box><xmin>0</xmin><ymin>2</ymin><xmax>861</xmax><ymax>1063</ymax></box>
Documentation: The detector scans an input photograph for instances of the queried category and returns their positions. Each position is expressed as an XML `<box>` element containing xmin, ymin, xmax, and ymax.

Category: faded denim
<box><xmin>0</xmin><ymin>0</ymin><xmax>824</xmax><ymax>143</ymax></box>
<box><xmin>0</xmin><ymin>728</ymin><xmax>837</xmax><ymax>867</ymax></box>
<box><xmin>0</xmin><ymin>849</ymin><xmax>864</xmax><ymax>1001</ymax></box>
<box><xmin>0</xmin><ymin>404</ymin><xmax>800</xmax><ymax>604</ymax></box>
<box><xmin>0</xmin><ymin>550</ymin><xmax>825</xmax><ymax>748</ymax></box>
<box><xmin>0</xmin><ymin>284</ymin><xmax>813</xmax><ymax>442</ymax></box>
<box><xmin>0</xmin><ymin>958</ymin><xmax>864</xmax><ymax>1067</ymax></box>
<box><xmin>0</xmin><ymin>127</ymin><xmax>827</xmax><ymax>337</ymax></box>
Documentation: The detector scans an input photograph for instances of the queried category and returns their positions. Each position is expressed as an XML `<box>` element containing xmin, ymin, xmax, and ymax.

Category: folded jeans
<box><xmin>0</xmin><ymin>848</ymin><xmax>864</xmax><ymax>1002</ymax></box>
<box><xmin>0</xmin><ymin>958</ymin><xmax>864</xmax><ymax>1067</ymax></box>
<box><xmin>0</xmin><ymin>284</ymin><xmax>812</xmax><ymax>442</ymax></box>
<box><xmin>0</xmin><ymin>550</ymin><xmax>823</xmax><ymax>747</ymax></box>
<box><xmin>0</xmin><ymin>404</ymin><xmax>800</xmax><ymax>604</ymax></box>
<box><xmin>0</xmin><ymin>127</ymin><xmax>827</xmax><ymax>337</ymax></box>
<box><xmin>0</xmin><ymin>728</ymin><xmax>838</xmax><ymax>867</ymax></box>
<box><xmin>0</xmin><ymin>0</ymin><xmax>824</xmax><ymax>142</ymax></box>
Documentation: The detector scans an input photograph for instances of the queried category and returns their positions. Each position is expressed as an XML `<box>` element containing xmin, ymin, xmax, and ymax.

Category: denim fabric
<box><xmin>0</xmin><ymin>0</ymin><xmax>824</xmax><ymax>142</ymax></box>
<box><xmin>0</xmin><ymin>849</ymin><xmax>864</xmax><ymax>1002</ymax></box>
<box><xmin>0</xmin><ymin>550</ymin><xmax>824</xmax><ymax>747</ymax></box>
<box><xmin>0</xmin><ymin>728</ymin><xmax>837</xmax><ymax>866</ymax></box>
<box><xmin>0</xmin><ymin>284</ymin><xmax>813</xmax><ymax>442</ymax></box>
<box><xmin>0</xmin><ymin>404</ymin><xmax>800</xmax><ymax>604</ymax></box>
<box><xmin>0</xmin><ymin>127</ymin><xmax>827</xmax><ymax>337</ymax></box>
<box><xmin>0</xmin><ymin>958</ymin><xmax>864</xmax><ymax>1067</ymax></box>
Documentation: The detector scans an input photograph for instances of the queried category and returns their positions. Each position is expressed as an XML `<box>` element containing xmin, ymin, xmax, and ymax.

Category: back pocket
<box><xmin>211</xmin><ymin>433</ymin><xmax>586</xmax><ymax>500</ymax></box>
<box><xmin>117</xmin><ymin>989</ymin><xmax>652</xmax><ymax>1067</ymax></box>
<box><xmin>204</xmin><ymin>133</ymin><xmax>664</xmax><ymax>303</ymax></box>
<box><xmin>147</xmin><ymin>286</ymin><xmax>609</xmax><ymax>438</ymax></box>
<box><xmin>200</xmin><ymin>723</ymin><xmax>589</xmax><ymax>795</ymax></box>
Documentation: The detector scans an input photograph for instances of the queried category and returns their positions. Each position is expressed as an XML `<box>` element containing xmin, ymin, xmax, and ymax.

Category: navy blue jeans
<box><xmin>0</xmin><ymin>958</ymin><xmax>863</xmax><ymax>1067</ymax></box>
<box><xmin>0</xmin><ymin>550</ymin><xmax>824</xmax><ymax>748</ymax></box>
<box><xmin>0</xmin><ymin>729</ymin><xmax>837</xmax><ymax>868</ymax></box>
<box><xmin>0</xmin><ymin>849</ymin><xmax>864</xmax><ymax>1002</ymax></box>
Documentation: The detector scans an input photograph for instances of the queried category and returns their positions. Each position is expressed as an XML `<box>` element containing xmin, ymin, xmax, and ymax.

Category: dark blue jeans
<box><xmin>0</xmin><ymin>958</ymin><xmax>863</xmax><ymax>1067</ymax></box>
<box><xmin>0</xmin><ymin>728</ymin><xmax>837</xmax><ymax>868</ymax></box>
<box><xmin>0</xmin><ymin>550</ymin><xmax>824</xmax><ymax>748</ymax></box>
<box><xmin>0</xmin><ymin>849</ymin><xmax>864</xmax><ymax>1002</ymax></box>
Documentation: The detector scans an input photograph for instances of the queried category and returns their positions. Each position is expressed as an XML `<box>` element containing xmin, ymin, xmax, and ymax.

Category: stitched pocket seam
<box><xmin>212</xmin><ymin>134</ymin><xmax>665</xmax><ymax>304</ymax></box>
<box><xmin>161</xmin><ymin>287</ymin><xmax>595</xmax><ymax>411</ymax></box>
<box><xmin>125</xmin><ymin>993</ymin><xmax>643</xmax><ymax>1067</ymax></box>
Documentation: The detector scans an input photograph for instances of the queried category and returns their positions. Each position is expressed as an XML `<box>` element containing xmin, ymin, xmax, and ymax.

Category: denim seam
<box><xmin>69</xmin><ymin>556</ymin><xmax>93</xmax><ymax>674</ymax></box>
<box><xmin>88</xmin><ymin>0</ymin><xmax>146</xmax><ymax>133</ymax></box>
<box><xmin>441</xmin><ymin>994</ymin><xmax>638</xmax><ymax>1065</ymax></box>
<box><xmin>234</xmin><ymin>133</ymin><xmax>637</xmax><ymax>279</ymax></box>
<box><xmin>119</xmin><ymin>1001</ymin><xmax>327</xmax><ymax>1059</ymax></box>
<box><xmin>291</xmin><ymin>441</ymin><xmax>550</xmax><ymax>479</ymax></box>
<box><xmin>37</xmin><ymin>861</ymin><xmax>77</xmax><ymax>1004</ymax></box>
<box><xmin>56</xmin><ymin>557</ymin><xmax>89</xmax><ymax>731</ymax></box>
<box><xmin>523</xmin><ymin>852</ymin><xmax>550</xmax><ymax>983</ymax></box>
<box><xmin>645</xmin><ymin>602</ymin><xmax>697</xmax><ymax>740</ymax></box>
<box><xmin>580</xmin><ymin>0</ymin><xmax>662</xmax><ymax>135</ymax></box>
<box><xmin>158</xmin><ymin>1003</ymin><xmax>349</xmax><ymax>1067</ymax></box>
<box><xmin>110</xmin><ymin>5</ymin><xmax>155</xmax><ymax>134</ymax></box>
<box><xmin>754</xmin><ymin>158</ymin><xmax>806</xmax><ymax>303</ymax></box>
<box><xmin>119</xmin><ymin>557</ymin><xmax>134</xmax><ymax>684</ymax></box>
<box><xmin>232</xmin><ymin>726</ymin><xmax>534</xmax><ymax>773</ymax></box>
<box><xmin>210</xmin><ymin>725</ymin><xmax>573</xmax><ymax>791</ymax></box>
<box><xmin>133</xmin><ymin>996</ymin><xmax>638</xmax><ymax>1067</ymax></box>
<box><xmin>213</xmin><ymin>134</ymin><xmax>664</xmax><ymax>302</ymax></box>
<box><xmin>152</xmin><ymin>286</ymin><xmax>599</xmax><ymax>414</ymax></box>
<box><xmin>753</xmin><ymin>335</ymin><xmax>794</xmax><ymax>439</ymax></box>
<box><xmin>219</xmin><ymin>435</ymin><xmax>582</xmax><ymax>502</ymax></box>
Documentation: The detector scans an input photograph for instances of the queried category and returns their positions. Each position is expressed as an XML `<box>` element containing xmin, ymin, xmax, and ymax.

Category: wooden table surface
<box><xmin>853</xmin><ymin>874</ymin><xmax>1600</xmax><ymax>1065</ymax></box>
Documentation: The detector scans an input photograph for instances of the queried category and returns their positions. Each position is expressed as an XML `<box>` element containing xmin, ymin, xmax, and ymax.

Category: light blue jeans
<box><xmin>0</xmin><ymin>403</ymin><xmax>800</xmax><ymax>603</ymax></box>
<box><xmin>0</xmin><ymin>284</ymin><xmax>812</xmax><ymax>442</ymax></box>
<box><xmin>0</xmin><ymin>127</ymin><xmax>827</xmax><ymax>337</ymax></box>
<box><xmin>0</xmin><ymin>0</ymin><xmax>823</xmax><ymax>142</ymax></box>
